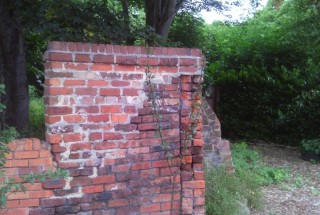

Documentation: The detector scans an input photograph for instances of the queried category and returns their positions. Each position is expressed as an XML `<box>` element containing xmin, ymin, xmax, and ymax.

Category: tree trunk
<box><xmin>145</xmin><ymin>0</ymin><xmax>184</xmax><ymax>41</ymax></box>
<box><xmin>0</xmin><ymin>1</ymin><xmax>29</xmax><ymax>133</ymax></box>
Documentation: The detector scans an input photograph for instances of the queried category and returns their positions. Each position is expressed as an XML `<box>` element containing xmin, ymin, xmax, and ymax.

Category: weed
<box><xmin>231</xmin><ymin>142</ymin><xmax>289</xmax><ymax>186</ymax></box>
<box><xmin>310</xmin><ymin>187</ymin><xmax>320</xmax><ymax>196</ymax></box>
<box><xmin>294</xmin><ymin>175</ymin><xmax>305</xmax><ymax>189</ymax></box>
<box><xmin>205</xmin><ymin>142</ymin><xmax>291</xmax><ymax>215</ymax></box>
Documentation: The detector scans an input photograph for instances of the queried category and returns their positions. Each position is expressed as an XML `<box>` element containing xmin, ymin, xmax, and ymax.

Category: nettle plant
<box><xmin>0</xmin><ymin>84</ymin><xmax>68</xmax><ymax>208</ymax></box>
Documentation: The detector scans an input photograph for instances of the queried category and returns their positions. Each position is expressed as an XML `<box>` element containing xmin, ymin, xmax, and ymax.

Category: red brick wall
<box><xmin>0</xmin><ymin>139</ymin><xmax>56</xmax><ymax>215</ymax></box>
<box><xmin>1</xmin><ymin>42</ymin><xmax>205</xmax><ymax>215</ymax></box>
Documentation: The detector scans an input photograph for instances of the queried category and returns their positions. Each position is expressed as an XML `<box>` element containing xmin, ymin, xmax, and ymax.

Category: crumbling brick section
<box><xmin>201</xmin><ymin>98</ymin><xmax>233</xmax><ymax>169</ymax></box>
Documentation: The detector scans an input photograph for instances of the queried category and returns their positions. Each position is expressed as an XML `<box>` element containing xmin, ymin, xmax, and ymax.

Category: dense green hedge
<box><xmin>203</xmin><ymin>0</ymin><xmax>320</xmax><ymax>145</ymax></box>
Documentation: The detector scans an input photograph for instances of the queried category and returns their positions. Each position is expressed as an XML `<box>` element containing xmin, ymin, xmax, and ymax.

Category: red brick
<box><xmin>93</xmin><ymin>55</ymin><xmax>114</xmax><ymax>63</ymax></box>
<box><xmin>89</xmin><ymin>132</ymin><xmax>102</xmax><ymax>141</ymax></box>
<box><xmin>76</xmin><ymin>106</ymin><xmax>99</xmax><ymax>113</ymax></box>
<box><xmin>128</xmin><ymin>147</ymin><xmax>149</xmax><ymax>154</ymax></box>
<box><xmin>94</xmin><ymin>142</ymin><xmax>116</xmax><ymax>150</ymax></box>
<box><xmin>161</xmin><ymin>200</ymin><xmax>180</xmax><ymax>211</ymax></box>
<box><xmin>113</xmin><ymin>164</ymin><xmax>131</xmax><ymax>172</ymax></box>
<box><xmin>64</xmin><ymin>63</ymin><xmax>89</xmax><ymax>70</ymax></box>
<box><xmin>45</xmin><ymin>78</ymin><xmax>61</xmax><ymax>86</ymax></box>
<box><xmin>138</xmin><ymin>123</ymin><xmax>157</xmax><ymax>131</ymax></box>
<box><xmin>111</xmin><ymin>80</ymin><xmax>130</xmax><ymax>87</ymax></box>
<box><xmin>20</xmin><ymin>199</ymin><xmax>40</xmax><ymax>207</ymax></box>
<box><xmin>101</xmin><ymin>105</ymin><xmax>122</xmax><ymax>113</ymax></box>
<box><xmin>64</xmin><ymin>80</ymin><xmax>85</xmax><ymax>86</ymax></box>
<box><xmin>42</xmin><ymin>179</ymin><xmax>66</xmax><ymax>189</ymax></box>
<box><xmin>59</xmin><ymin>162</ymin><xmax>80</xmax><ymax>169</ymax></box>
<box><xmin>194</xmin><ymin>197</ymin><xmax>205</xmax><ymax>206</ymax></box>
<box><xmin>111</xmin><ymin>114</ymin><xmax>128</xmax><ymax>123</ymax></box>
<box><xmin>7</xmin><ymin>191</ymin><xmax>29</xmax><ymax>200</ymax></box>
<box><xmin>180</xmin><ymin>66</ymin><xmax>198</xmax><ymax>73</ymax></box>
<box><xmin>123</xmin><ymin>88</ymin><xmax>138</xmax><ymax>96</ymax></box>
<box><xmin>46</xmin><ymin>134</ymin><xmax>62</xmax><ymax>144</ymax></box>
<box><xmin>70</xmin><ymin>176</ymin><xmax>92</xmax><ymax>187</ymax></box>
<box><xmin>182</xmin><ymin>198</ymin><xmax>193</xmax><ymax>214</ymax></box>
<box><xmin>153</xmin><ymin>193</ymin><xmax>180</xmax><ymax>203</ymax></box>
<box><xmin>108</xmin><ymin>199</ymin><xmax>129</xmax><ymax>207</ymax></box>
<box><xmin>29</xmin><ymin>157</ymin><xmax>52</xmax><ymax>166</ymax></box>
<box><xmin>87</xmin><ymin>115</ymin><xmax>109</xmax><ymax>122</ymax></box>
<box><xmin>46</xmin><ymin>106</ymin><xmax>72</xmax><ymax>115</ymax></box>
<box><xmin>41</xmin><ymin>198</ymin><xmax>65</xmax><ymax>208</ymax></box>
<box><xmin>45</xmin><ymin>116</ymin><xmax>61</xmax><ymax>124</ymax></box>
<box><xmin>132</xmin><ymin>161</ymin><xmax>151</xmax><ymax>170</ymax></box>
<box><xmin>194</xmin><ymin>171</ymin><xmax>205</xmax><ymax>180</ymax></box>
<box><xmin>14</xmin><ymin>151</ymin><xmax>38</xmax><ymax>159</ymax></box>
<box><xmin>180</xmin><ymin>58</ymin><xmax>197</xmax><ymax>66</ymax></box>
<box><xmin>48</xmin><ymin>52</ymin><xmax>72</xmax><ymax>62</ymax></box>
<box><xmin>159</xmin><ymin>58</ymin><xmax>178</xmax><ymax>66</ymax></box>
<box><xmin>75</xmin><ymin>54</ymin><xmax>91</xmax><ymax>62</ymax></box>
<box><xmin>114</xmin><ymin>65</ymin><xmax>135</xmax><ymax>72</ymax></box>
<box><xmin>70</xmin><ymin>143</ymin><xmax>92</xmax><ymax>151</ymax></box>
<box><xmin>181</xmin><ymin>155</ymin><xmax>192</xmax><ymax>164</ymax></box>
<box><xmin>84</xmin><ymin>159</ymin><xmax>102</xmax><ymax>167</ymax></box>
<box><xmin>160</xmin><ymin>167</ymin><xmax>179</xmax><ymax>176</ymax></box>
<box><xmin>0</xmin><ymin>208</ymin><xmax>29</xmax><ymax>215</ymax></box>
<box><xmin>122</xmin><ymin>74</ymin><xmax>142</xmax><ymax>81</ymax></box>
<box><xmin>100</xmin><ymin>89</ymin><xmax>121</xmax><ymax>96</ymax></box>
<box><xmin>88</xmin><ymin>80</ymin><xmax>109</xmax><ymax>87</ymax></box>
<box><xmin>183</xmin><ymin>180</ymin><xmax>205</xmax><ymax>189</ymax></box>
<box><xmin>63</xmin><ymin>115</ymin><xmax>85</xmax><ymax>123</ymax></box>
<box><xmin>115</xmin><ymin>56</ymin><xmax>137</xmax><ymax>65</ymax></box>
<box><xmin>91</xmin><ymin>64</ymin><xmax>113</xmax><ymax>71</ymax></box>
<box><xmin>141</xmin><ymin>203</ymin><xmax>161</xmax><ymax>213</ymax></box>
<box><xmin>10</xmin><ymin>160</ymin><xmax>28</xmax><ymax>167</ymax></box>
<box><xmin>158</xmin><ymin>66</ymin><xmax>178</xmax><ymax>73</ymax></box>
<box><xmin>75</xmin><ymin>88</ymin><xmax>98</xmax><ymax>96</ymax></box>
<box><xmin>47</xmin><ymin>87</ymin><xmax>73</xmax><ymax>96</ymax></box>
<box><xmin>82</xmin><ymin>185</ymin><xmax>104</xmax><ymax>193</ymax></box>
<box><xmin>45</xmin><ymin>61</ymin><xmax>62</xmax><ymax>69</ymax></box>
<box><xmin>63</xmin><ymin>133</ymin><xmax>82</xmax><ymax>142</ymax></box>
<box><xmin>92</xmin><ymin>175</ymin><xmax>115</xmax><ymax>184</ymax></box>
<box><xmin>103</xmin><ymin>133</ymin><xmax>123</xmax><ymax>140</ymax></box>
<box><xmin>6</xmin><ymin>200</ymin><xmax>19</xmax><ymax>208</ymax></box>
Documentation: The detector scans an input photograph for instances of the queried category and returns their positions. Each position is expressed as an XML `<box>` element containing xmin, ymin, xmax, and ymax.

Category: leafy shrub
<box><xmin>301</xmin><ymin>139</ymin><xmax>320</xmax><ymax>155</ymax></box>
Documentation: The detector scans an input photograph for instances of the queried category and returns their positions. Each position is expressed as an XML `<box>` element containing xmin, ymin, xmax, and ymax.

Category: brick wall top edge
<box><xmin>47</xmin><ymin>41</ymin><xmax>203</xmax><ymax>57</ymax></box>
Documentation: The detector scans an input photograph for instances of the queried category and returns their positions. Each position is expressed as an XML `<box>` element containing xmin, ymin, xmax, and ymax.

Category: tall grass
<box><xmin>205</xmin><ymin>142</ymin><xmax>289</xmax><ymax>215</ymax></box>
<box><xmin>29</xmin><ymin>86</ymin><xmax>45</xmax><ymax>139</ymax></box>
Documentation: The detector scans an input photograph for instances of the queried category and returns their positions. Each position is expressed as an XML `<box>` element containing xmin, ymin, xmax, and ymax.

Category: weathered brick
<box><xmin>81</xmin><ymin>202</ymin><xmax>105</xmax><ymax>211</ymax></box>
<box><xmin>92</xmin><ymin>175</ymin><xmax>115</xmax><ymax>184</ymax></box>
<box><xmin>141</xmin><ymin>203</ymin><xmax>161</xmax><ymax>213</ymax></box>
<box><xmin>93</xmin><ymin>54</ymin><xmax>114</xmax><ymax>63</ymax></box>
<box><xmin>42</xmin><ymin>179</ymin><xmax>66</xmax><ymax>189</ymax></box>
<box><xmin>40</xmin><ymin>198</ymin><xmax>65</xmax><ymax>208</ymax></box>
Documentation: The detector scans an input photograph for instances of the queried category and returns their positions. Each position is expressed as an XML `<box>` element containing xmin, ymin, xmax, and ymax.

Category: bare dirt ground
<box><xmin>249</xmin><ymin>141</ymin><xmax>320</xmax><ymax>215</ymax></box>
